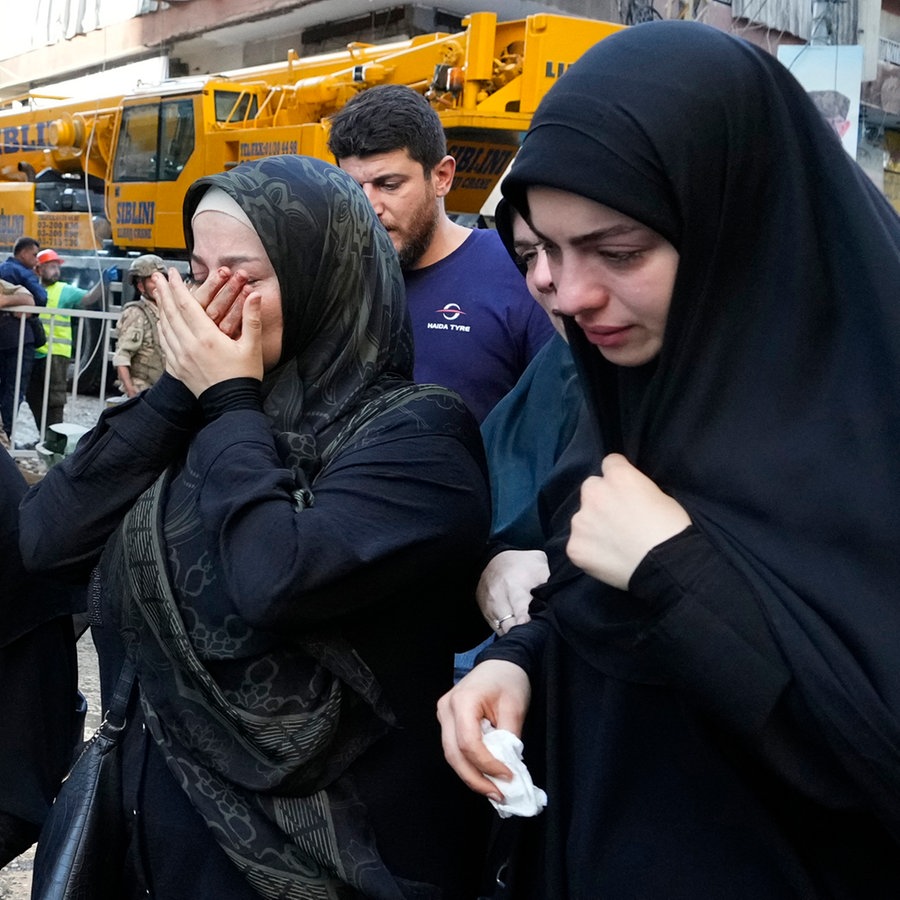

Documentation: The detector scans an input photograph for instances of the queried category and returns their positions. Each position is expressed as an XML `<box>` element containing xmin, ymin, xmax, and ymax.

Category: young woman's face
<box><xmin>190</xmin><ymin>210</ymin><xmax>284</xmax><ymax>371</ymax></box>
<box><xmin>510</xmin><ymin>211</ymin><xmax>565</xmax><ymax>338</ymax></box>
<box><xmin>527</xmin><ymin>186</ymin><xmax>679</xmax><ymax>367</ymax></box>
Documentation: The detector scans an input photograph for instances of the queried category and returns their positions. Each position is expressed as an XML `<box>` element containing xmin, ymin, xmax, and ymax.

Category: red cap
<box><xmin>36</xmin><ymin>249</ymin><xmax>63</xmax><ymax>265</ymax></box>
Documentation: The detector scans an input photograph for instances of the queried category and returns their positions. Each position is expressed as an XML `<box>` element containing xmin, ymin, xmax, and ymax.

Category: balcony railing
<box><xmin>880</xmin><ymin>37</ymin><xmax>900</xmax><ymax>66</ymax></box>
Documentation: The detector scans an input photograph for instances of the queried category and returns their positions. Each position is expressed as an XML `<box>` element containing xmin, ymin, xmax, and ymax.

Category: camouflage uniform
<box><xmin>112</xmin><ymin>299</ymin><xmax>165</xmax><ymax>393</ymax></box>
<box><xmin>113</xmin><ymin>255</ymin><xmax>167</xmax><ymax>395</ymax></box>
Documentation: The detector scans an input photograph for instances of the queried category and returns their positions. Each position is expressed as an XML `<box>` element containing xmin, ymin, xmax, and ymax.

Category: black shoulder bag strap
<box><xmin>31</xmin><ymin>654</ymin><xmax>137</xmax><ymax>900</ymax></box>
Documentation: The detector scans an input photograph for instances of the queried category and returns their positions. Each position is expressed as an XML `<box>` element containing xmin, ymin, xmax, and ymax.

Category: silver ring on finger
<box><xmin>495</xmin><ymin>614</ymin><xmax>515</xmax><ymax>632</ymax></box>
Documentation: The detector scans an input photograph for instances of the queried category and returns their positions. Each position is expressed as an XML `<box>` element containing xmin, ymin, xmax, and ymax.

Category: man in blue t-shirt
<box><xmin>328</xmin><ymin>85</ymin><xmax>554</xmax><ymax>423</ymax></box>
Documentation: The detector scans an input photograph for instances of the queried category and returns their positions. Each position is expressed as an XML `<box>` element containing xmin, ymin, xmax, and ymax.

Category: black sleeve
<box><xmin>628</xmin><ymin>525</ymin><xmax>791</xmax><ymax>735</ymax></box>
<box><xmin>476</xmin><ymin>613</ymin><xmax>550</xmax><ymax>683</ymax></box>
<box><xmin>198</xmin><ymin>377</ymin><xmax>262</xmax><ymax>421</ymax></box>
<box><xmin>182</xmin><ymin>402</ymin><xmax>491</xmax><ymax>630</ymax></box>
<box><xmin>629</xmin><ymin>525</ymin><xmax>862</xmax><ymax>803</ymax></box>
<box><xmin>19</xmin><ymin>373</ymin><xmax>201</xmax><ymax>577</ymax></box>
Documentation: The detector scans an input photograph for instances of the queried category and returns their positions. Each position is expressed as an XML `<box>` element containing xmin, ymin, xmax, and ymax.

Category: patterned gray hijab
<box><xmin>183</xmin><ymin>154</ymin><xmax>414</xmax><ymax>482</ymax></box>
<box><xmin>103</xmin><ymin>157</ymin><xmax>432</xmax><ymax>896</ymax></box>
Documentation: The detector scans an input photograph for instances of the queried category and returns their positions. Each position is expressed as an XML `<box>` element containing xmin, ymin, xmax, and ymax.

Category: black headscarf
<box><xmin>184</xmin><ymin>154</ymin><xmax>413</xmax><ymax>481</ymax></box>
<box><xmin>503</xmin><ymin>22</ymin><xmax>900</xmax><ymax>836</ymax></box>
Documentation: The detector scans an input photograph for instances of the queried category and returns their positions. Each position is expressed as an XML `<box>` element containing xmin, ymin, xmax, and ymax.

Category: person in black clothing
<box><xmin>439</xmin><ymin>21</ymin><xmax>900</xmax><ymax>898</ymax></box>
<box><xmin>20</xmin><ymin>155</ymin><xmax>491</xmax><ymax>898</ymax></box>
<box><xmin>0</xmin><ymin>450</ymin><xmax>83</xmax><ymax>868</ymax></box>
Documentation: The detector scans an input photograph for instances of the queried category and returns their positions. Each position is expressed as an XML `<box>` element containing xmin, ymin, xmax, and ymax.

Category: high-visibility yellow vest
<box><xmin>37</xmin><ymin>282</ymin><xmax>74</xmax><ymax>359</ymax></box>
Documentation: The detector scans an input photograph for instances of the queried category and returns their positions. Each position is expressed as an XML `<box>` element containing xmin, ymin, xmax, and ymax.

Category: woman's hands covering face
<box><xmin>188</xmin><ymin>266</ymin><xmax>248</xmax><ymax>339</ymax></box>
<box><xmin>151</xmin><ymin>268</ymin><xmax>264</xmax><ymax>397</ymax></box>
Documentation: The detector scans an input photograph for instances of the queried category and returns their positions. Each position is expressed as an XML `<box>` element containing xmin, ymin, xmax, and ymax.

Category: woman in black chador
<box><xmin>21</xmin><ymin>155</ymin><xmax>490</xmax><ymax>898</ymax></box>
<box><xmin>439</xmin><ymin>21</ymin><xmax>900</xmax><ymax>898</ymax></box>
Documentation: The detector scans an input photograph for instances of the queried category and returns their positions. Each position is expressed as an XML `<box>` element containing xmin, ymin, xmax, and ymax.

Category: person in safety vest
<box><xmin>26</xmin><ymin>249</ymin><xmax>106</xmax><ymax>440</ymax></box>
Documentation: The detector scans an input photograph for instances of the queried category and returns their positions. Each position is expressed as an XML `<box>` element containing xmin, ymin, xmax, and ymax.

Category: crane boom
<box><xmin>0</xmin><ymin>12</ymin><xmax>623</xmax><ymax>261</ymax></box>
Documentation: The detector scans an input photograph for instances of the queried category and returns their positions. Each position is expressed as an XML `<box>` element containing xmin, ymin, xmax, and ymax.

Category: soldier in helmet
<box><xmin>112</xmin><ymin>254</ymin><xmax>167</xmax><ymax>397</ymax></box>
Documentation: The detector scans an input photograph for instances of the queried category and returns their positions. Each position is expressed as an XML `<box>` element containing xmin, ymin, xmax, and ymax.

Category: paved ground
<box><xmin>4</xmin><ymin>395</ymin><xmax>118</xmax><ymax>486</ymax></box>
<box><xmin>5</xmin><ymin>393</ymin><xmax>111</xmax><ymax>480</ymax></box>
<box><xmin>1</xmin><ymin>395</ymin><xmax>108</xmax><ymax>895</ymax></box>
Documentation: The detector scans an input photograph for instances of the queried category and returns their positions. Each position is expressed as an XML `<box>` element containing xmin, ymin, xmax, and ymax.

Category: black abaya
<box><xmin>484</xmin><ymin>20</ymin><xmax>900</xmax><ymax>897</ymax></box>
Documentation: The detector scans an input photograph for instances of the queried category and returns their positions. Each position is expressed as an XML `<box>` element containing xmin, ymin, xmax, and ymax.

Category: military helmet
<box><xmin>128</xmin><ymin>254</ymin><xmax>167</xmax><ymax>279</ymax></box>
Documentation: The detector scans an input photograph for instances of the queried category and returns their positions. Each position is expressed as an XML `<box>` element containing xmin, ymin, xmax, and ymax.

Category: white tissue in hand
<box><xmin>481</xmin><ymin>723</ymin><xmax>548</xmax><ymax>818</ymax></box>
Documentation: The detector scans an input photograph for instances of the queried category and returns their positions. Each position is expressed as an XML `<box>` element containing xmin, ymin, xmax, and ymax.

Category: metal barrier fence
<box><xmin>3</xmin><ymin>304</ymin><xmax>122</xmax><ymax>457</ymax></box>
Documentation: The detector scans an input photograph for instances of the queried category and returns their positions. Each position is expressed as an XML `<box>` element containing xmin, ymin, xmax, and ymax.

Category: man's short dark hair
<box><xmin>327</xmin><ymin>85</ymin><xmax>447</xmax><ymax>176</ymax></box>
<box><xmin>13</xmin><ymin>236</ymin><xmax>39</xmax><ymax>256</ymax></box>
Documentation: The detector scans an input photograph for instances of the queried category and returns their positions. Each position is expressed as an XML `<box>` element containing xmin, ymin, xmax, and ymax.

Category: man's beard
<box><xmin>395</xmin><ymin>195</ymin><xmax>440</xmax><ymax>270</ymax></box>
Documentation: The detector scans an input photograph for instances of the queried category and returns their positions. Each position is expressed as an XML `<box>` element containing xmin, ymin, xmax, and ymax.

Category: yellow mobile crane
<box><xmin>0</xmin><ymin>11</ymin><xmax>623</xmax><ymax>263</ymax></box>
